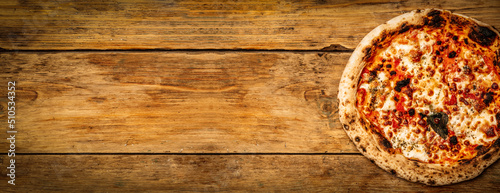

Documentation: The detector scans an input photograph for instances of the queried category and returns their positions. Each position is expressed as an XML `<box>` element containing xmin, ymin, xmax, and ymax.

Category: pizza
<box><xmin>338</xmin><ymin>9</ymin><xmax>500</xmax><ymax>185</ymax></box>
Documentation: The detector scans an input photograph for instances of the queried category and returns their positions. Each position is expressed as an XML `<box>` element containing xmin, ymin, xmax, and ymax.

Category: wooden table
<box><xmin>1</xmin><ymin>0</ymin><xmax>499</xmax><ymax>192</ymax></box>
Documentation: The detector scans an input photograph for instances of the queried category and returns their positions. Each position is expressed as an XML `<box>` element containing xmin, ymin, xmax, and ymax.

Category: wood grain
<box><xmin>1</xmin><ymin>154</ymin><xmax>499</xmax><ymax>192</ymax></box>
<box><xmin>0</xmin><ymin>0</ymin><xmax>499</xmax><ymax>50</ymax></box>
<box><xmin>1</xmin><ymin>1</ymin><xmax>500</xmax><ymax>191</ymax></box>
<box><xmin>0</xmin><ymin>52</ymin><xmax>353</xmax><ymax>153</ymax></box>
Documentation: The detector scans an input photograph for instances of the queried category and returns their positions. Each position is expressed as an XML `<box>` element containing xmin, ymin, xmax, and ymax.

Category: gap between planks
<box><xmin>0</xmin><ymin>48</ymin><xmax>355</xmax><ymax>53</ymax></box>
<box><xmin>14</xmin><ymin>152</ymin><xmax>361</xmax><ymax>156</ymax></box>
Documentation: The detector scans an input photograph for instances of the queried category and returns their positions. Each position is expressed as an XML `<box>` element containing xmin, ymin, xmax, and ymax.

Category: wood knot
<box><xmin>317</xmin><ymin>97</ymin><xmax>338</xmax><ymax>118</ymax></box>
<box><xmin>17</xmin><ymin>89</ymin><xmax>38</xmax><ymax>102</ymax></box>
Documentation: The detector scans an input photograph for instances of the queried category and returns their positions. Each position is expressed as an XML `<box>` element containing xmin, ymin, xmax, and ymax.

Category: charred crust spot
<box><xmin>494</xmin><ymin>139</ymin><xmax>500</xmax><ymax>147</ymax></box>
<box><xmin>360</xmin><ymin>145</ymin><xmax>367</xmax><ymax>153</ymax></box>
<box><xmin>483</xmin><ymin>153</ymin><xmax>492</xmax><ymax>160</ymax></box>
<box><xmin>343</xmin><ymin>124</ymin><xmax>350</xmax><ymax>130</ymax></box>
<box><xmin>399</xmin><ymin>22</ymin><xmax>410</xmax><ymax>34</ymax></box>
<box><xmin>378</xmin><ymin>31</ymin><xmax>389</xmax><ymax>43</ymax></box>
<box><xmin>459</xmin><ymin>159</ymin><xmax>472</xmax><ymax>165</ymax></box>
<box><xmin>475</xmin><ymin>145</ymin><xmax>488</xmax><ymax>155</ymax></box>
<box><xmin>390</xmin><ymin>169</ymin><xmax>397</xmax><ymax>175</ymax></box>
<box><xmin>381</xmin><ymin>138</ymin><xmax>392</xmax><ymax>150</ymax></box>
<box><xmin>363</xmin><ymin>47</ymin><xmax>373</xmax><ymax>61</ymax></box>
<box><xmin>468</xmin><ymin>25</ymin><xmax>497</xmax><ymax>47</ymax></box>
<box><xmin>427</xmin><ymin>9</ymin><xmax>441</xmax><ymax>17</ymax></box>
<box><xmin>427</xmin><ymin>179</ymin><xmax>436</xmax><ymax>185</ymax></box>
<box><xmin>450</xmin><ymin>14</ymin><xmax>470</xmax><ymax>27</ymax></box>
<box><xmin>425</xmin><ymin>10</ymin><xmax>446</xmax><ymax>28</ymax></box>
<box><xmin>355</xmin><ymin>136</ymin><xmax>360</xmax><ymax>142</ymax></box>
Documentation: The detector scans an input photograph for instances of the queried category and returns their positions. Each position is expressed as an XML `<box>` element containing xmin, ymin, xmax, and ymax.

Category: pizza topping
<box><xmin>485</xmin><ymin>127</ymin><xmax>496</xmax><ymax>138</ymax></box>
<box><xmin>448</xmin><ymin>51</ymin><xmax>457</xmax><ymax>58</ymax></box>
<box><xmin>437</xmin><ymin>57</ymin><xmax>443</xmax><ymax>63</ymax></box>
<box><xmin>483</xmin><ymin>92</ymin><xmax>494</xmax><ymax>106</ymax></box>
<box><xmin>418</xmin><ymin>119</ymin><xmax>426</xmax><ymax>126</ymax></box>
<box><xmin>408</xmin><ymin>108</ymin><xmax>415</xmax><ymax>116</ymax></box>
<box><xmin>492</xmin><ymin>83</ymin><xmax>498</xmax><ymax>90</ymax></box>
<box><xmin>450</xmin><ymin>135</ymin><xmax>458</xmax><ymax>145</ymax></box>
<box><xmin>395</xmin><ymin>78</ymin><xmax>411</xmax><ymax>92</ymax></box>
<box><xmin>427</xmin><ymin>112</ymin><xmax>449</xmax><ymax>139</ymax></box>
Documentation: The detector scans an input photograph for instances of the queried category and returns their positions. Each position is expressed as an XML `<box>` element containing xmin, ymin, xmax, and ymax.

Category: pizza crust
<box><xmin>338</xmin><ymin>9</ymin><xmax>500</xmax><ymax>186</ymax></box>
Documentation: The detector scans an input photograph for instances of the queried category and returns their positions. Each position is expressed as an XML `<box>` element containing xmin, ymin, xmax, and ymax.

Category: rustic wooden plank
<box><xmin>0</xmin><ymin>0</ymin><xmax>498</xmax><ymax>50</ymax></box>
<box><xmin>0</xmin><ymin>154</ymin><xmax>498</xmax><ymax>192</ymax></box>
<box><xmin>0</xmin><ymin>52</ymin><xmax>351</xmax><ymax>153</ymax></box>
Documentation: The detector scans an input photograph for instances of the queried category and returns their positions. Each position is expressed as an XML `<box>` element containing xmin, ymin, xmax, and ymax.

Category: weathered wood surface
<box><xmin>1</xmin><ymin>0</ymin><xmax>500</xmax><ymax>192</ymax></box>
<box><xmin>0</xmin><ymin>52</ymin><xmax>351</xmax><ymax>153</ymax></box>
<box><xmin>0</xmin><ymin>0</ymin><xmax>499</xmax><ymax>50</ymax></box>
<box><xmin>1</xmin><ymin>154</ymin><xmax>499</xmax><ymax>192</ymax></box>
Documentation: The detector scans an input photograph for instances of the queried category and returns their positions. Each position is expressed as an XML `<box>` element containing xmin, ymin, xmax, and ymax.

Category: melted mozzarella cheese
<box><xmin>381</xmin><ymin>94</ymin><xmax>396</xmax><ymax>110</ymax></box>
<box><xmin>404</xmin><ymin>144</ymin><xmax>429</xmax><ymax>162</ymax></box>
